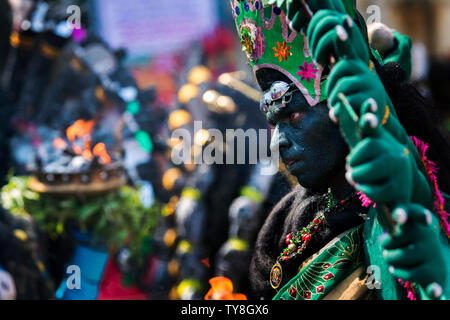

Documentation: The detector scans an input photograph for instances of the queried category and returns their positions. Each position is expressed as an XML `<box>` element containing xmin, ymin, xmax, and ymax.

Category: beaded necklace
<box><xmin>269</xmin><ymin>189</ymin><xmax>357</xmax><ymax>290</ymax></box>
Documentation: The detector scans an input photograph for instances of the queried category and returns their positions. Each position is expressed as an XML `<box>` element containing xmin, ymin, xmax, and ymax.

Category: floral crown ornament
<box><xmin>231</xmin><ymin>0</ymin><xmax>359</xmax><ymax>108</ymax></box>
<box><xmin>231</xmin><ymin>0</ymin><xmax>325</xmax><ymax>107</ymax></box>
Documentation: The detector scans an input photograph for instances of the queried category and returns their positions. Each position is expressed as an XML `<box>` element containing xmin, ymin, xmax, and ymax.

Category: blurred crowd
<box><xmin>0</xmin><ymin>0</ymin><xmax>295</xmax><ymax>300</ymax></box>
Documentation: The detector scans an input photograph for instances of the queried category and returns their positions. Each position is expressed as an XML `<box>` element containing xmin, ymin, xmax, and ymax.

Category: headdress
<box><xmin>230</xmin><ymin>0</ymin><xmax>360</xmax><ymax>107</ymax></box>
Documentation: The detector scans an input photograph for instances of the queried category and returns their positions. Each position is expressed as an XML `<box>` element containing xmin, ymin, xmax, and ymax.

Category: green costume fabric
<box><xmin>273</xmin><ymin>225</ymin><xmax>365</xmax><ymax>300</ymax></box>
<box><xmin>274</xmin><ymin>198</ymin><xmax>450</xmax><ymax>300</ymax></box>
<box><xmin>306</xmin><ymin>8</ymin><xmax>369</xmax><ymax>67</ymax></box>
<box><xmin>364</xmin><ymin>197</ymin><xmax>450</xmax><ymax>300</ymax></box>
<box><xmin>346</xmin><ymin>117</ymin><xmax>433</xmax><ymax>209</ymax></box>
<box><xmin>383</xmin><ymin>205</ymin><xmax>447</xmax><ymax>292</ymax></box>
<box><xmin>381</xmin><ymin>30</ymin><xmax>412</xmax><ymax>81</ymax></box>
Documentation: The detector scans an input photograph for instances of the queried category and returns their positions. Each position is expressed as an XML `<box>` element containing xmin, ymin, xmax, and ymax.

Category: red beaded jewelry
<box><xmin>269</xmin><ymin>189</ymin><xmax>357</xmax><ymax>290</ymax></box>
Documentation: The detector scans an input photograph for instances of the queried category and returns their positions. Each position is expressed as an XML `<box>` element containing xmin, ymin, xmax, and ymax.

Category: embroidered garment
<box><xmin>273</xmin><ymin>225</ymin><xmax>365</xmax><ymax>300</ymax></box>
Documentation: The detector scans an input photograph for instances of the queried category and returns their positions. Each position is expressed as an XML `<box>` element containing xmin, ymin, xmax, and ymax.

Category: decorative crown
<box><xmin>230</xmin><ymin>0</ymin><xmax>359</xmax><ymax>107</ymax></box>
<box><xmin>230</xmin><ymin>0</ymin><xmax>325</xmax><ymax>106</ymax></box>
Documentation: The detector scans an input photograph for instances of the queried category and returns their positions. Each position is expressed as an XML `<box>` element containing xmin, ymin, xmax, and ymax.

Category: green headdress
<box><xmin>230</xmin><ymin>0</ymin><xmax>360</xmax><ymax>107</ymax></box>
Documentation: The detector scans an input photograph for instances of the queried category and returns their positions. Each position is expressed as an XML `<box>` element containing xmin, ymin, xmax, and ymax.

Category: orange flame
<box><xmin>66</xmin><ymin>119</ymin><xmax>96</xmax><ymax>142</ymax></box>
<box><xmin>55</xmin><ymin>119</ymin><xmax>112</xmax><ymax>164</ymax></box>
<box><xmin>93</xmin><ymin>142</ymin><xmax>112</xmax><ymax>164</ymax></box>
<box><xmin>204</xmin><ymin>277</ymin><xmax>247</xmax><ymax>301</ymax></box>
<box><xmin>82</xmin><ymin>140</ymin><xmax>93</xmax><ymax>161</ymax></box>
<box><xmin>53</xmin><ymin>137</ymin><xmax>67</xmax><ymax>150</ymax></box>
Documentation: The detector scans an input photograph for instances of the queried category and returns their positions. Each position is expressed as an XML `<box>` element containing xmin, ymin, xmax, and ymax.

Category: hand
<box><xmin>280</xmin><ymin>0</ymin><xmax>348</xmax><ymax>33</ymax></box>
<box><xmin>327</xmin><ymin>59</ymin><xmax>390</xmax><ymax>125</ymax></box>
<box><xmin>307</xmin><ymin>9</ymin><xmax>370</xmax><ymax>67</ymax></box>
<box><xmin>382</xmin><ymin>30</ymin><xmax>413</xmax><ymax>80</ymax></box>
<box><xmin>381</xmin><ymin>204</ymin><xmax>448</xmax><ymax>297</ymax></box>
<box><xmin>346</xmin><ymin>117</ymin><xmax>413</xmax><ymax>205</ymax></box>
<box><xmin>330</xmin><ymin>59</ymin><xmax>434</xmax><ymax>208</ymax></box>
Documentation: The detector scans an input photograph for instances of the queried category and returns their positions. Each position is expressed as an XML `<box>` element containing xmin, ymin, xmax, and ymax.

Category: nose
<box><xmin>270</xmin><ymin>124</ymin><xmax>291</xmax><ymax>154</ymax></box>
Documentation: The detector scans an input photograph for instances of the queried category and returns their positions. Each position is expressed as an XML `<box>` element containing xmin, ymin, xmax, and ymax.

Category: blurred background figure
<box><xmin>0</xmin><ymin>0</ymin><xmax>13</xmax><ymax>186</ymax></box>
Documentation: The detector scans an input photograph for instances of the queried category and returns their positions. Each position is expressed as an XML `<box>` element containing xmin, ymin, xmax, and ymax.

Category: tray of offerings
<box><xmin>28</xmin><ymin>119</ymin><xmax>127</xmax><ymax>195</ymax></box>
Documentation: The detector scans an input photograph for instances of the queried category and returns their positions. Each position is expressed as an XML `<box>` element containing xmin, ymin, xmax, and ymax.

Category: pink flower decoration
<box><xmin>410</xmin><ymin>136</ymin><xmax>450</xmax><ymax>240</ymax></box>
<box><xmin>358</xmin><ymin>191</ymin><xmax>376</xmax><ymax>208</ymax></box>
<box><xmin>297</xmin><ymin>61</ymin><xmax>319</xmax><ymax>82</ymax></box>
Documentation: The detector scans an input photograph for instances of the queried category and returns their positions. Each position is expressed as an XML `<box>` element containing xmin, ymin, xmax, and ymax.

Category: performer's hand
<box><xmin>380</xmin><ymin>204</ymin><xmax>448</xmax><ymax>298</ymax></box>
<box><xmin>306</xmin><ymin>9</ymin><xmax>370</xmax><ymax>66</ymax></box>
<box><xmin>282</xmin><ymin>0</ymin><xmax>347</xmax><ymax>33</ymax></box>
<box><xmin>382</xmin><ymin>30</ymin><xmax>413</xmax><ymax>80</ymax></box>
<box><xmin>345</xmin><ymin>117</ymin><xmax>413</xmax><ymax>205</ymax></box>
<box><xmin>327</xmin><ymin>59</ymin><xmax>410</xmax><ymax>148</ymax></box>
<box><xmin>327</xmin><ymin>59</ymin><xmax>389</xmax><ymax>124</ymax></box>
<box><xmin>329</xmin><ymin>59</ymin><xmax>434</xmax><ymax>208</ymax></box>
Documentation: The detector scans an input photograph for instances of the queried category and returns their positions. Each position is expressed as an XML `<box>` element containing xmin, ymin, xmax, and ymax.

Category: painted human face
<box><xmin>257</xmin><ymin>69</ymin><xmax>348</xmax><ymax>191</ymax></box>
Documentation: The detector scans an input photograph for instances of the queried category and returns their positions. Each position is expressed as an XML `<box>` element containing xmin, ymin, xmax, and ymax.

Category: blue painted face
<box><xmin>257</xmin><ymin>70</ymin><xmax>348</xmax><ymax>191</ymax></box>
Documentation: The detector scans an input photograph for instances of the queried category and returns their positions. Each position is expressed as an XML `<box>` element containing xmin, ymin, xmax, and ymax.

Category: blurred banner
<box><xmin>94</xmin><ymin>0</ymin><xmax>218</xmax><ymax>59</ymax></box>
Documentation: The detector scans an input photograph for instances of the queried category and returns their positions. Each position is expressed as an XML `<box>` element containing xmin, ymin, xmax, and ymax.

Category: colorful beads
<box><xmin>276</xmin><ymin>190</ymin><xmax>357</xmax><ymax>263</ymax></box>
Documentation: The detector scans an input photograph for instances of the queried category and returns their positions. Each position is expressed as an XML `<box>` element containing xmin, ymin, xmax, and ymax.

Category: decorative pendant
<box><xmin>270</xmin><ymin>261</ymin><xmax>283</xmax><ymax>290</ymax></box>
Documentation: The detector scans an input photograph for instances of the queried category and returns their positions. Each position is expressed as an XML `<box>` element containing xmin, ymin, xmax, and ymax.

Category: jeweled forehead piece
<box><xmin>270</xmin><ymin>81</ymin><xmax>292</xmax><ymax>100</ymax></box>
<box><xmin>230</xmin><ymin>0</ymin><xmax>359</xmax><ymax>108</ymax></box>
<box><xmin>260</xmin><ymin>81</ymin><xmax>299</xmax><ymax>113</ymax></box>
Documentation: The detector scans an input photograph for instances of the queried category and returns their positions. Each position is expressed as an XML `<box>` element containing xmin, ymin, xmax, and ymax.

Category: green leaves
<box><xmin>80</xmin><ymin>203</ymin><xmax>101</xmax><ymax>221</ymax></box>
<box><xmin>1</xmin><ymin>177</ymin><xmax>162</xmax><ymax>259</ymax></box>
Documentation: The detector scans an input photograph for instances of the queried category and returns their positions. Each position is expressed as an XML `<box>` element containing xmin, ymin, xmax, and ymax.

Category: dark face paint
<box><xmin>257</xmin><ymin>69</ymin><xmax>348</xmax><ymax>191</ymax></box>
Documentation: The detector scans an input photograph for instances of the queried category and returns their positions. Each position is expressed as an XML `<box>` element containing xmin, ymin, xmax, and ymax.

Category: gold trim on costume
<box><xmin>381</xmin><ymin>105</ymin><xmax>390</xmax><ymax>126</ymax></box>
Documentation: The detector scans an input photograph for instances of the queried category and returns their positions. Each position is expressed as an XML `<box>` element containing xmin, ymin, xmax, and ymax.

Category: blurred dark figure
<box><xmin>0</xmin><ymin>0</ymin><xmax>13</xmax><ymax>186</ymax></box>
<box><xmin>148</xmin><ymin>65</ymin><xmax>294</xmax><ymax>300</ymax></box>
<box><xmin>0</xmin><ymin>206</ymin><xmax>55</xmax><ymax>300</ymax></box>
<box><xmin>428</xmin><ymin>58</ymin><xmax>450</xmax><ymax>138</ymax></box>
<box><xmin>0</xmin><ymin>0</ymin><xmax>12</xmax><ymax>73</ymax></box>
<box><xmin>1</xmin><ymin>0</ymin><xmax>37</xmax><ymax>101</ymax></box>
